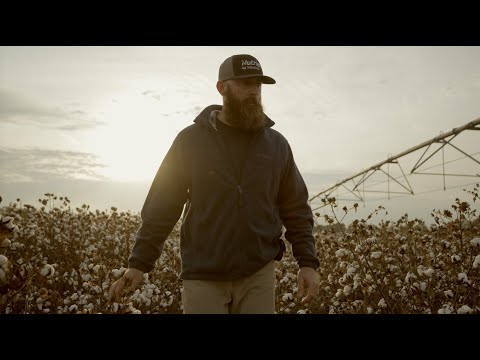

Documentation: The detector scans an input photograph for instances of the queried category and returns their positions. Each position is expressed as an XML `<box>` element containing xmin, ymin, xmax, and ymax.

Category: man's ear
<box><xmin>216</xmin><ymin>81</ymin><xmax>225</xmax><ymax>96</ymax></box>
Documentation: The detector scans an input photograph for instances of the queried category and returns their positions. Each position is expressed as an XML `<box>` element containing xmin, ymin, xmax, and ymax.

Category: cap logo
<box><xmin>241</xmin><ymin>59</ymin><xmax>261</xmax><ymax>71</ymax></box>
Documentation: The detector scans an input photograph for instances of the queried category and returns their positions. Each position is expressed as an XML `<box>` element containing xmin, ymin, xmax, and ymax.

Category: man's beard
<box><xmin>223</xmin><ymin>88</ymin><xmax>266</xmax><ymax>132</ymax></box>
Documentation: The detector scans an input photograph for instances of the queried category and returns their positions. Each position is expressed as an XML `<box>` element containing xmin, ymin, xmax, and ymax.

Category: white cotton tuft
<box><xmin>0</xmin><ymin>254</ymin><xmax>8</xmax><ymax>267</ymax></box>
<box><xmin>473</xmin><ymin>255</ymin><xmax>480</xmax><ymax>269</ymax></box>
<box><xmin>457</xmin><ymin>273</ymin><xmax>468</xmax><ymax>283</ymax></box>
<box><xmin>297</xmin><ymin>310</ymin><xmax>307</xmax><ymax>314</ymax></box>
<box><xmin>1</xmin><ymin>216</ymin><xmax>14</xmax><ymax>224</ymax></box>
<box><xmin>457</xmin><ymin>305</ymin><xmax>473</xmax><ymax>314</ymax></box>
<box><xmin>346</xmin><ymin>267</ymin><xmax>356</xmax><ymax>277</ymax></box>
<box><xmin>470</xmin><ymin>237</ymin><xmax>480</xmax><ymax>247</ymax></box>
<box><xmin>343</xmin><ymin>285</ymin><xmax>352</xmax><ymax>296</ymax></box>
<box><xmin>417</xmin><ymin>265</ymin><xmax>426</xmax><ymax>276</ymax></box>
<box><xmin>335</xmin><ymin>289</ymin><xmax>343</xmax><ymax>298</ymax></box>
<box><xmin>40</xmin><ymin>264</ymin><xmax>55</xmax><ymax>277</ymax></box>
<box><xmin>282</xmin><ymin>293</ymin><xmax>293</xmax><ymax>302</ymax></box>
<box><xmin>444</xmin><ymin>290</ymin><xmax>454</xmax><ymax>298</ymax></box>
<box><xmin>378</xmin><ymin>298</ymin><xmax>387</xmax><ymax>308</ymax></box>
<box><xmin>335</xmin><ymin>249</ymin><xmax>347</xmax><ymax>258</ymax></box>
<box><xmin>1</xmin><ymin>238</ymin><xmax>11</xmax><ymax>248</ymax></box>
<box><xmin>424</xmin><ymin>268</ymin><xmax>434</xmax><ymax>277</ymax></box>
<box><xmin>367</xmin><ymin>236</ymin><xmax>377</xmax><ymax>243</ymax></box>
<box><xmin>371</xmin><ymin>251</ymin><xmax>382</xmax><ymax>259</ymax></box>
<box><xmin>405</xmin><ymin>272</ymin><xmax>417</xmax><ymax>283</ymax></box>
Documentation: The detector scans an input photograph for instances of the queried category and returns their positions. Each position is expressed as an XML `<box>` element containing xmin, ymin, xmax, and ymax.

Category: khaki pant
<box><xmin>182</xmin><ymin>260</ymin><xmax>276</xmax><ymax>314</ymax></box>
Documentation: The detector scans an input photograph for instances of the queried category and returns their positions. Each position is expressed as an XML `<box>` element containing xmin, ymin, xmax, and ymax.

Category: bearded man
<box><xmin>108</xmin><ymin>54</ymin><xmax>320</xmax><ymax>314</ymax></box>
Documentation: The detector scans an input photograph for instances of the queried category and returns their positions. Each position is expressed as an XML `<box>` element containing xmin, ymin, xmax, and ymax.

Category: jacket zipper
<box><xmin>210</xmin><ymin>118</ymin><xmax>263</xmax><ymax>277</ymax></box>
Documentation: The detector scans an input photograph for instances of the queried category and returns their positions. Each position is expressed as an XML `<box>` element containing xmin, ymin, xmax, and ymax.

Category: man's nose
<box><xmin>247</xmin><ymin>86</ymin><xmax>260</xmax><ymax>97</ymax></box>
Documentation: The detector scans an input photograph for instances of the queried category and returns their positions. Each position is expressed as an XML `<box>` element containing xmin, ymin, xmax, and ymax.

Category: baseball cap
<box><xmin>218</xmin><ymin>54</ymin><xmax>276</xmax><ymax>84</ymax></box>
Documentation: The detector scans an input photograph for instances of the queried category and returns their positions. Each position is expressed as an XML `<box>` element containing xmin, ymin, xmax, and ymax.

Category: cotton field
<box><xmin>0</xmin><ymin>185</ymin><xmax>479</xmax><ymax>314</ymax></box>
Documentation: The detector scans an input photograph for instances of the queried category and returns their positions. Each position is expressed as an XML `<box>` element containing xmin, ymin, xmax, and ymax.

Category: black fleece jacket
<box><xmin>128</xmin><ymin>105</ymin><xmax>320</xmax><ymax>280</ymax></box>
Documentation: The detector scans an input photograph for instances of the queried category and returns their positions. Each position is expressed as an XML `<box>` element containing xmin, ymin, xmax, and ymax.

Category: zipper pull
<box><xmin>237</xmin><ymin>185</ymin><xmax>244</xmax><ymax>207</ymax></box>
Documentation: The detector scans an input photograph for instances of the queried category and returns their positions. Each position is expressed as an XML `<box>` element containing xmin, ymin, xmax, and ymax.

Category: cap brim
<box><xmin>228</xmin><ymin>74</ymin><xmax>276</xmax><ymax>84</ymax></box>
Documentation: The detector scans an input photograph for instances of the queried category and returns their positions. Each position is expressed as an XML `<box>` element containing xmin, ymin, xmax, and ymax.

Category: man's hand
<box><xmin>297</xmin><ymin>267</ymin><xmax>320</xmax><ymax>304</ymax></box>
<box><xmin>107</xmin><ymin>268</ymin><xmax>144</xmax><ymax>303</ymax></box>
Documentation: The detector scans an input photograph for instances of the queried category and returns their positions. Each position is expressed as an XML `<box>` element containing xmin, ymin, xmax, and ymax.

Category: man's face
<box><xmin>222</xmin><ymin>78</ymin><xmax>265</xmax><ymax>132</ymax></box>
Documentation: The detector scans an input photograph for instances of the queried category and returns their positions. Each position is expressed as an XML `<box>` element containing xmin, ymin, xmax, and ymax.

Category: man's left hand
<box><xmin>297</xmin><ymin>267</ymin><xmax>320</xmax><ymax>304</ymax></box>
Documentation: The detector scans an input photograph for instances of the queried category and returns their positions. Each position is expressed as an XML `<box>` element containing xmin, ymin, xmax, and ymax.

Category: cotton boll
<box><xmin>371</xmin><ymin>252</ymin><xmax>382</xmax><ymax>259</ymax></box>
<box><xmin>470</xmin><ymin>237</ymin><xmax>480</xmax><ymax>247</ymax></box>
<box><xmin>444</xmin><ymin>290</ymin><xmax>454</xmax><ymax>298</ymax></box>
<box><xmin>0</xmin><ymin>254</ymin><xmax>8</xmax><ymax>268</ymax></box>
<box><xmin>417</xmin><ymin>265</ymin><xmax>426</xmax><ymax>276</ymax></box>
<box><xmin>405</xmin><ymin>272</ymin><xmax>417</xmax><ymax>283</ymax></box>
<box><xmin>131</xmin><ymin>309</ymin><xmax>141</xmax><ymax>314</ymax></box>
<box><xmin>457</xmin><ymin>273</ymin><xmax>468</xmax><ymax>283</ymax></box>
<box><xmin>335</xmin><ymin>249</ymin><xmax>346</xmax><ymax>258</ymax></box>
<box><xmin>367</xmin><ymin>307</ymin><xmax>373</xmax><ymax>314</ymax></box>
<box><xmin>367</xmin><ymin>236</ymin><xmax>377</xmax><ymax>244</ymax></box>
<box><xmin>424</xmin><ymin>268</ymin><xmax>434</xmax><ymax>277</ymax></box>
<box><xmin>282</xmin><ymin>293</ymin><xmax>293</xmax><ymax>302</ymax></box>
<box><xmin>457</xmin><ymin>305</ymin><xmax>473</xmax><ymax>314</ymax></box>
<box><xmin>297</xmin><ymin>310</ymin><xmax>307</xmax><ymax>314</ymax></box>
<box><xmin>1</xmin><ymin>238</ymin><xmax>11</xmax><ymax>248</ymax></box>
<box><xmin>40</xmin><ymin>264</ymin><xmax>55</xmax><ymax>277</ymax></box>
<box><xmin>451</xmin><ymin>255</ymin><xmax>461</xmax><ymax>263</ymax></box>
<box><xmin>343</xmin><ymin>285</ymin><xmax>352</xmax><ymax>296</ymax></box>
<box><xmin>378</xmin><ymin>298</ymin><xmax>387</xmax><ymax>308</ymax></box>
<box><xmin>346</xmin><ymin>267</ymin><xmax>356</xmax><ymax>277</ymax></box>
<box><xmin>473</xmin><ymin>255</ymin><xmax>480</xmax><ymax>269</ymax></box>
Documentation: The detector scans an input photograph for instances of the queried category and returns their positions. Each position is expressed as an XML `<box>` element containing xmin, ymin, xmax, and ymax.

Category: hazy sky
<box><xmin>1</xmin><ymin>46</ymin><xmax>479</xmax><ymax>224</ymax></box>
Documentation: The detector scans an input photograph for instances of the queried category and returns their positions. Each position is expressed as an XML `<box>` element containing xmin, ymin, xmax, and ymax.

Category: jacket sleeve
<box><xmin>128</xmin><ymin>134</ymin><xmax>189</xmax><ymax>273</ymax></box>
<box><xmin>277</xmin><ymin>142</ymin><xmax>320</xmax><ymax>270</ymax></box>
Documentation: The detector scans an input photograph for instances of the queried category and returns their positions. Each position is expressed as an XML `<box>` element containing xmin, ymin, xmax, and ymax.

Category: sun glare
<box><xmin>82</xmin><ymin>91</ymin><xmax>184</xmax><ymax>183</ymax></box>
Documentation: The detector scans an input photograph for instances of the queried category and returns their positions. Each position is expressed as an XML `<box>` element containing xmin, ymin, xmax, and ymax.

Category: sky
<box><xmin>1</xmin><ymin>46</ymin><xmax>479</xmax><ymax>225</ymax></box>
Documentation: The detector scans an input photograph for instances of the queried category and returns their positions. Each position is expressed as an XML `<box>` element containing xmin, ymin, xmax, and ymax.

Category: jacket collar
<box><xmin>193</xmin><ymin>104</ymin><xmax>275</xmax><ymax>132</ymax></box>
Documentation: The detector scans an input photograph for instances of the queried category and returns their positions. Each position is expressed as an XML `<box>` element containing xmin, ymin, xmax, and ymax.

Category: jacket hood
<box><xmin>193</xmin><ymin>104</ymin><xmax>275</xmax><ymax>131</ymax></box>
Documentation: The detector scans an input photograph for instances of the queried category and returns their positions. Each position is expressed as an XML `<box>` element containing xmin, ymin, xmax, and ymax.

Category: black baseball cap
<box><xmin>218</xmin><ymin>54</ymin><xmax>276</xmax><ymax>84</ymax></box>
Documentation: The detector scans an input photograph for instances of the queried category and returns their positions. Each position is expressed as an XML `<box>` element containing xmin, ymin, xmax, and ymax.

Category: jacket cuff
<box><xmin>298</xmin><ymin>258</ymin><xmax>320</xmax><ymax>270</ymax></box>
<box><xmin>128</xmin><ymin>258</ymin><xmax>153</xmax><ymax>273</ymax></box>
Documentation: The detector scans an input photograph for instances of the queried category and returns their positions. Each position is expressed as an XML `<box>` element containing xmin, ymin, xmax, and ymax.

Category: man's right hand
<box><xmin>107</xmin><ymin>268</ymin><xmax>144</xmax><ymax>303</ymax></box>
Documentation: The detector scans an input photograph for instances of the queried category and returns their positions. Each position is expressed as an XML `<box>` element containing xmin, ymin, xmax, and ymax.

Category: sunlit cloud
<box><xmin>0</xmin><ymin>89</ymin><xmax>106</xmax><ymax>131</ymax></box>
<box><xmin>0</xmin><ymin>147</ymin><xmax>109</xmax><ymax>183</ymax></box>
